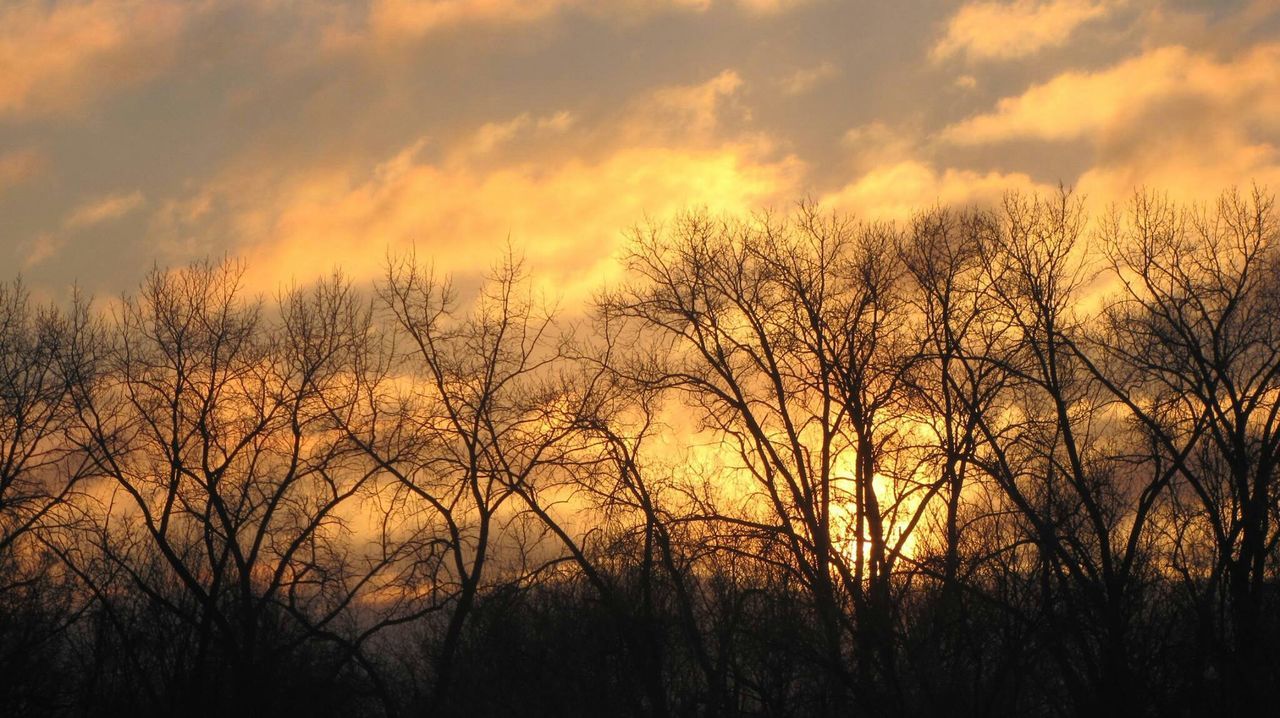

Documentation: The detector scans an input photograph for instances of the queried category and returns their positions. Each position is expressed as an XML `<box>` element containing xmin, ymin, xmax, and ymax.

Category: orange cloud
<box><xmin>938</xmin><ymin>42</ymin><xmax>1280</xmax><ymax>205</ymax></box>
<box><xmin>1076</xmin><ymin>124</ymin><xmax>1280</xmax><ymax>207</ymax></box>
<box><xmin>64</xmin><ymin>190</ymin><xmax>146</xmax><ymax>229</ymax></box>
<box><xmin>644</xmin><ymin>69</ymin><xmax>744</xmax><ymax>136</ymax></box>
<box><xmin>21</xmin><ymin>189</ymin><xmax>147</xmax><ymax>269</ymax></box>
<box><xmin>20</xmin><ymin>233</ymin><xmax>59</xmax><ymax>270</ymax></box>
<box><xmin>365</xmin><ymin>0</ymin><xmax>811</xmax><ymax>40</ymax></box>
<box><xmin>932</xmin><ymin>0</ymin><xmax>1113</xmax><ymax>63</ymax></box>
<box><xmin>151</xmin><ymin>72</ymin><xmax>803</xmax><ymax>302</ymax></box>
<box><xmin>239</xmin><ymin>143</ymin><xmax>798</xmax><ymax>301</ymax></box>
<box><xmin>942</xmin><ymin>44</ymin><xmax>1280</xmax><ymax>144</ymax></box>
<box><xmin>0</xmin><ymin>0</ymin><xmax>189</xmax><ymax>119</ymax></box>
<box><xmin>821</xmin><ymin>160</ymin><xmax>1051</xmax><ymax>220</ymax></box>
<box><xmin>368</xmin><ymin>0</ymin><xmax>567</xmax><ymax>38</ymax></box>
<box><xmin>840</xmin><ymin>122</ymin><xmax>921</xmax><ymax>174</ymax></box>
<box><xmin>824</xmin><ymin>118</ymin><xmax>1056</xmax><ymax>219</ymax></box>
<box><xmin>464</xmin><ymin>111</ymin><xmax>576</xmax><ymax>154</ymax></box>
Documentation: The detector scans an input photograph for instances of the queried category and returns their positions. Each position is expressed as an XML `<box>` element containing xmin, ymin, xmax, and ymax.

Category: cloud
<box><xmin>822</xmin><ymin>160</ymin><xmax>1051</xmax><ymax>220</ymax></box>
<box><xmin>239</xmin><ymin>143</ymin><xmax>798</xmax><ymax>300</ymax></box>
<box><xmin>64</xmin><ymin>191</ymin><xmax>146</xmax><ymax>229</ymax></box>
<box><xmin>368</xmin><ymin>0</ymin><xmax>567</xmax><ymax>39</ymax></box>
<box><xmin>1075</xmin><ymin>119</ymin><xmax>1280</xmax><ymax>207</ymax></box>
<box><xmin>149</xmin><ymin>72</ymin><xmax>803</xmax><ymax>301</ymax></box>
<box><xmin>464</xmin><ymin>111</ymin><xmax>575</xmax><ymax>154</ymax></box>
<box><xmin>937</xmin><ymin>42</ymin><xmax>1280</xmax><ymax>206</ymax></box>
<box><xmin>645</xmin><ymin>69</ymin><xmax>744</xmax><ymax>136</ymax></box>
<box><xmin>822</xmin><ymin>121</ymin><xmax>1055</xmax><ymax>219</ymax></box>
<box><xmin>20</xmin><ymin>189</ymin><xmax>147</xmax><ymax>269</ymax></box>
<box><xmin>840</xmin><ymin>122</ymin><xmax>920</xmax><ymax>174</ymax></box>
<box><xmin>0</xmin><ymin>149</ymin><xmax>45</xmax><ymax>193</ymax></box>
<box><xmin>363</xmin><ymin>0</ymin><xmax>811</xmax><ymax>40</ymax></box>
<box><xmin>932</xmin><ymin>0</ymin><xmax>1113</xmax><ymax>63</ymax></box>
<box><xmin>20</xmin><ymin>233</ymin><xmax>61</xmax><ymax>270</ymax></box>
<box><xmin>942</xmin><ymin>44</ymin><xmax>1280</xmax><ymax>145</ymax></box>
<box><xmin>777</xmin><ymin>61</ymin><xmax>838</xmax><ymax>96</ymax></box>
<box><xmin>715</xmin><ymin>0</ymin><xmax>813</xmax><ymax>15</ymax></box>
<box><xmin>0</xmin><ymin>0</ymin><xmax>190</xmax><ymax>119</ymax></box>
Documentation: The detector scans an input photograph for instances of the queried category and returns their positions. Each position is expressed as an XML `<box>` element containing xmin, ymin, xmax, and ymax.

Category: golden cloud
<box><xmin>826</xmin><ymin>120</ymin><xmax>1055</xmax><ymax>219</ymax></box>
<box><xmin>365</xmin><ymin>0</ymin><xmax>812</xmax><ymax>40</ymax></box>
<box><xmin>821</xmin><ymin>159</ymin><xmax>1052</xmax><ymax>221</ymax></box>
<box><xmin>939</xmin><ymin>42</ymin><xmax>1280</xmax><ymax>205</ymax></box>
<box><xmin>1076</xmin><ymin>124</ymin><xmax>1280</xmax><ymax>207</ymax></box>
<box><xmin>20</xmin><ymin>233</ymin><xmax>60</xmax><ymax>270</ymax></box>
<box><xmin>368</xmin><ymin>0</ymin><xmax>567</xmax><ymax>39</ymax></box>
<box><xmin>932</xmin><ymin>0</ymin><xmax>1113</xmax><ymax>63</ymax></box>
<box><xmin>0</xmin><ymin>0</ymin><xmax>189</xmax><ymax>119</ymax></box>
<box><xmin>150</xmin><ymin>72</ymin><xmax>803</xmax><ymax>303</ymax></box>
<box><xmin>942</xmin><ymin>44</ymin><xmax>1280</xmax><ymax>144</ymax></box>
<box><xmin>644</xmin><ymin>69</ymin><xmax>744</xmax><ymax>136</ymax></box>
<box><xmin>240</xmin><ymin>143</ymin><xmax>799</xmax><ymax>301</ymax></box>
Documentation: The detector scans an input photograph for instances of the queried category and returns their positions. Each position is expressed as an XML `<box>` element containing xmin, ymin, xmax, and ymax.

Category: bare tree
<box><xmin>1096</xmin><ymin>188</ymin><xmax>1280</xmax><ymax>712</ymax></box>
<box><xmin>598</xmin><ymin>206</ymin><xmax>942</xmax><ymax>714</ymax></box>
<box><xmin>5</xmin><ymin>188</ymin><xmax>1280</xmax><ymax>718</ymax></box>
<box><xmin>0</xmin><ymin>281</ymin><xmax>97</xmax><ymax>714</ymax></box>
<box><xmin>68</xmin><ymin>262</ymin><xmax>395</xmax><ymax>715</ymax></box>
<box><xmin>897</xmin><ymin>207</ymin><xmax>1031</xmax><ymax>714</ymax></box>
<box><xmin>922</xmin><ymin>190</ymin><xmax>1205</xmax><ymax>714</ymax></box>
<box><xmin>335</xmin><ymin>253</ymin><xmax>583</xmax><ymax>715</ymax></box>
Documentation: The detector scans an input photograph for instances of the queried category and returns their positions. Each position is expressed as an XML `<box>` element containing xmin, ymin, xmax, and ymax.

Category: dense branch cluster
<box><xmin>2</xmin><ymin>189</ymin><xmax>1279</xmax><ymax>717</ymax></box>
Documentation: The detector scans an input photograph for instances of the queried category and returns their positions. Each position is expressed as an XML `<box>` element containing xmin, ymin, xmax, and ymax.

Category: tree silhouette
<box><xmin>1</xmin><ymin>188</ymin><xmax>1278</xmax><ymax>718</ymax></box>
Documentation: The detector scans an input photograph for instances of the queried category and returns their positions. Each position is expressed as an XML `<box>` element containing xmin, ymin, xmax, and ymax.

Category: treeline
<box><xmin>2</xmin><ymin>189</ymin><xmax>1279</xmax><ymax>717</ymax></box>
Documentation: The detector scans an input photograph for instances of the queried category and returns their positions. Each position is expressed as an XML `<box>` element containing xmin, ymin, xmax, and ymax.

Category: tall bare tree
<box><xmin>599</xmin><ymin>206</ymin><xmax>942</xmax><ymax>713</ymax></box>
<box><xmin>1096</xmin><ymin>188</ymin><xmax>1280</xmax><ymax>712</ymax></box>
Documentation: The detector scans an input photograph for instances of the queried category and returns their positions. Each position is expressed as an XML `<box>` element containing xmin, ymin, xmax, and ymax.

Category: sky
<box><xmin>2</xmin><ymin>0</ymin><xmax>1279</xmax><ymax>302</ymax></box>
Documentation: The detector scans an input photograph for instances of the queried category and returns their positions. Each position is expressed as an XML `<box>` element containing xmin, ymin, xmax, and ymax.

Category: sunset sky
<box><xmin>3</xmin><ymin>0</ymin><xmax>1278</xmax><ymax>300</ymax></box>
